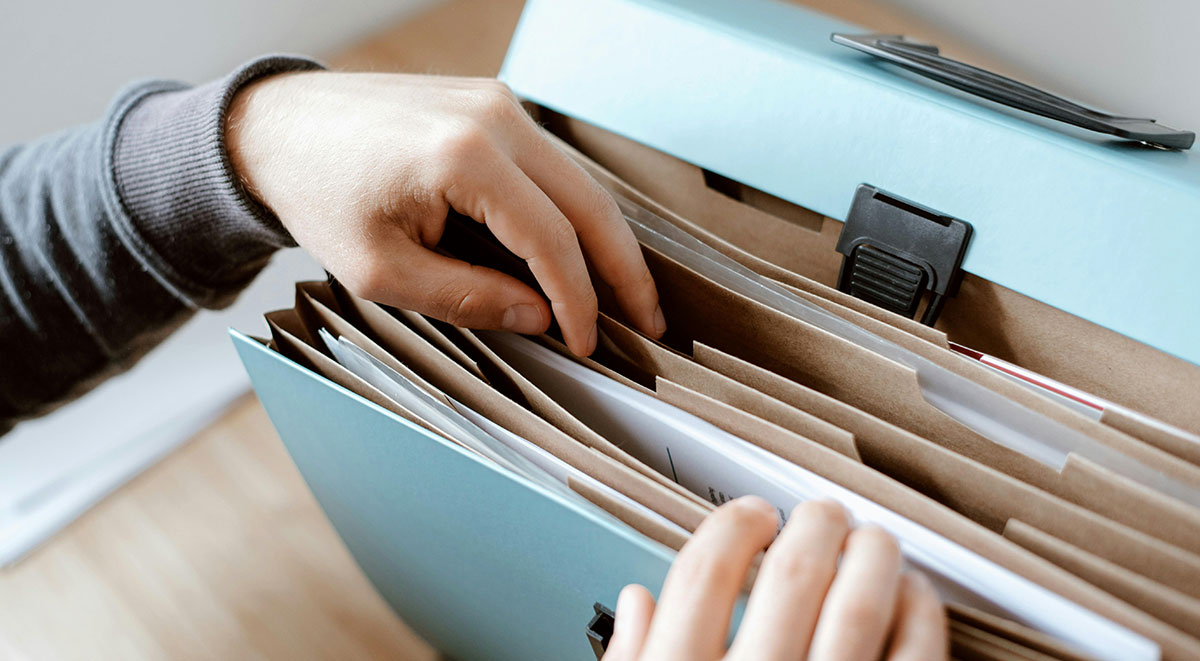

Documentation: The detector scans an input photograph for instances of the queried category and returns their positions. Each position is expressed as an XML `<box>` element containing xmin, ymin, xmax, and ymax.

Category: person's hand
<box><xmin>225</xmin><ymin>72</ymin><xmax>665</xmax><ymax>356</ymax></box>
<box><xmin>604</xmin><ymin>497</ymin><xmax>947</xmax><ymax>661</ymax></box>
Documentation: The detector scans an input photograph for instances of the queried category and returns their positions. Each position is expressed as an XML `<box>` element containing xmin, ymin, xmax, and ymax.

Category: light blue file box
<box><xmin>235</xmin><ymin>1</ymin><xmax>1198</xmax><ymax>659</ymax></box>
<box><xmin>501</xmin><ymin>0</ymin><xmax>1200</xmax><ymax>367</ymax></box>
<box><xmin>233</xmin><ymin>331</ymin><xmax>680</xmax><ymax>660</ymax></box>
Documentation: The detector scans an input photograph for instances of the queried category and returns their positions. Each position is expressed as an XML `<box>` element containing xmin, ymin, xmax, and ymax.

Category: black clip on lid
<box><xmin>836</xmin><ymin>185</ymin><xmax>972</xmax><ymax>326</ymax></box>
<box><xmin>586</xmin><ymin>602</ymin><xmax>616</xmax><ymax>659</ymax></box>
<box><xmin>832</xmin><ymin>33</ymin><xmax>1194</xmax><ymax>151</ymax></box>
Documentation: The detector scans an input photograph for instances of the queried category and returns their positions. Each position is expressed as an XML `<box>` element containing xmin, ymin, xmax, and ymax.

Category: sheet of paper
<box><xmin>479</xmin><ymin>330</ymin><xmax>1156</xmax><ymax>661</ymax></box>
<box><xmin>615</xmin><ymin>192</ymin><xmax>1200</xmax><ymax>509</ymax></box>
<box><xmin>321</xmin><ymin>331</ymin><xmax>688</xmax><ymax>541</ymax></box>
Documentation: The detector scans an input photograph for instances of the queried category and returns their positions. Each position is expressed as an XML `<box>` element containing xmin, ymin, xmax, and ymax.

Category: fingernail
<box><xmin>651</xmin><ymin>305</ymin><xmax>666</xmax><ymax>337</ymax></box>
<box><xmin>585</xmin><ymin>324</ymin><xmax>598</xmax><ymax>355</ymax></box>
<box><xmin>502</xmin><ymin>304</ymin><xmax>543</xmax><ymax>333</ymax></box>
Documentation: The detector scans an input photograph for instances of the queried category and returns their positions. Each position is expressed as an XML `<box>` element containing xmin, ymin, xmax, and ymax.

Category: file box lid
<box><xmin>500</xmin><ymin>0</ymin><xmax>1200</xmax><ymax>366</ymax></box>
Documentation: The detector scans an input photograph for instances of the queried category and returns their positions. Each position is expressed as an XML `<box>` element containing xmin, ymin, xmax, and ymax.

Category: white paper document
<box><xmin>616</xmin><ymin>193</ymin><xmax>1200</xmax><ymax>509</ymax></box>
<box><xmin>479</xmin><ymin>330</ymin><xmax>1157</xmax><ymax>661</ymax></box>
<box><xmin>320</xmin><ymin>331</ymin><xmax>689</xmax><ymax>542</ymax></box>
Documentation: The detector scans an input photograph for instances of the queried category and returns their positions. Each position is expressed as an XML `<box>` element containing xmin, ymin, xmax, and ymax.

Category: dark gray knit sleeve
<box><xmin>0</xmin><ymin>55</ymin><xmax>323</xmax><ymax>433</ymax></box>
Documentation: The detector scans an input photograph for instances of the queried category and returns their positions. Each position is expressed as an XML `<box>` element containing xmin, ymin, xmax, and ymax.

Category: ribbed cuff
<box><xmin>107</xmin><ymin>54</ymin><xmax>324</xmax><ymax>307</ymax></box>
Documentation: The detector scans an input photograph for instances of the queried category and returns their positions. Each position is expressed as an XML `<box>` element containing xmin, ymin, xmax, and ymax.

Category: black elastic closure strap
<box><xmin>835</xmin><ymin>185</ymin><xmax>972</xmax><ymax>326</ymax></box>
<box><xmin>832</xmin><ymin>32</ymin><xmax>1194</xmax><ymax>150</ymax></box>
<box><xmin>587</xmin><ymin>602</ymin><xmax>616</xmax><ymax>659</ymax></box>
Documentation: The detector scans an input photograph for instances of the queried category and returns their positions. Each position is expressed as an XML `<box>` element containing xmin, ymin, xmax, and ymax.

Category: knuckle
<box><xmin>671</xmin><ymin>547</ymin><xmax>741</xmax><ymax>589</ymax></box>
<box><xmin>764</xmin><ymin>548</ymin><xmax>827</xmax><ymax>586</ymax></box>
<box><xmin>473</xmin><ymin>86</ymin><xmax>520</xmax><ymax>123</ymax></box>
<box><xmin>434</xmin><ymin>285</ymin><xmax>486</xmax><ymax>327</ymax></box>
<box><xmin>437</xmin><ymin>121</ymin><xmax>495</xmax><ymax>166</ymax></box>
<box><xmin>583</xmin><ymin>185</ymin><xmax>622</xmax><ymax>223</ymax></box>
<box><xmin>541</xmin><ymin>217</ymin><xmax>580</xmax><ymax>255</ymax></box>
<box><xmin>841</xmin><ymin>598</ymin><xmax>890</xmax><ymax>628</ymax></box>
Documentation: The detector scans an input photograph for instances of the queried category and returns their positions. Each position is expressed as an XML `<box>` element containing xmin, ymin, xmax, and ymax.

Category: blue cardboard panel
<box><xmin>231</xmin><ymin>330</ymin><xmax>678</xmax><ymax>661</ymax></box>
<box><xmin>501</xmin><ymin>0</ymin><xmax>1200</xmax><ymax>366</ymax></box>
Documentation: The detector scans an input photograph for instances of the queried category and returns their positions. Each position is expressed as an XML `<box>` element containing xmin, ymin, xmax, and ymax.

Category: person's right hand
<box><xmin>603</xmin><ymin>497</ymin><xmax>948</xmax><ymax>661</ymax></box>
<box><xmin>225</xmin><ymin>72</ymin><xmax>665</xmax><ymax>356</ymax></box>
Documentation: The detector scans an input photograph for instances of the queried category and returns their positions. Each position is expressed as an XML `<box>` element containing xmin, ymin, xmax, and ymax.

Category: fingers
<box><xmin>443</xmin><ymin>145</ymin><xmax>599</xmax><ymax>355</ymax></box>
<box><xmin>423</xmin><ymin>80</ymin><xmax>662</xmax><ymax>351</ymax></box>
<box><xmin>603</xmin><ymin>584</ymin><xmax>656</xmax><ymax>661</ymax></box>
<box><xmin>637</xmin><ymin>496</ymin><xmax>779</xmax><ymax>661</ymax></box>
<box><xmin>807</xmin><ymin>525</ymin><xmax>904</xmax><ymax>661</ymax></box>
<box><xmin>344</xmin><ymin>229</ymin><xmax>551</xmax><ymax>333</ymax></box>
<box><xmin>726</xmin><ymin>500</ymin><xmax>851</xmax><ymax>661</ymax></box>
<box><xmin>885</xmin><ymin>572</ymin><xmax>948</xmax><ymax>661</ymax></box>
<box><xmin>512</xmin><ymin>126</ymin><xmax>665</xmax><ymax>340</ymax></box>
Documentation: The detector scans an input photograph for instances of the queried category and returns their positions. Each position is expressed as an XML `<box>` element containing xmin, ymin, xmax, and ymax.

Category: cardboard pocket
<box><xmin>596</xmin><ymin>314</ymin><xmax>860</xmax><ymax>461</ymax></box>
<box><xmin>649</xmin><ymin>379</ymin><xmax>1200</xmax><ymax>658</ymax></box>
<box><xmin>690</xmin><ymin>343</ymin><xmax>1200</xmax><ymax>587</ymax></box>
<box><xmin>1004</xmin><ymin>520</ymin><xmax>1200</xmax><ymax>635</ymax></box>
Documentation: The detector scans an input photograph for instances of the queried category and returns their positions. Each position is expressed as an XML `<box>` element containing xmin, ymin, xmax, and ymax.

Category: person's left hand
<box><xmin>603</xmin><ymin>497</ymin><xmax>948</xmax><ymax>661</ymax></box>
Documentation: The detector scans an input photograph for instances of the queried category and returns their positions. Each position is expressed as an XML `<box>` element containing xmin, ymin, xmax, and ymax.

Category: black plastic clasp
<box><xmin>835</xmin><ymin>185</ymin><xmax>972</xmax><ymax>326</ymax></box>
<box><xmin>587</xmin><ymin>602</ymin><xmax>616</xmax><ymax>659</ymax></box>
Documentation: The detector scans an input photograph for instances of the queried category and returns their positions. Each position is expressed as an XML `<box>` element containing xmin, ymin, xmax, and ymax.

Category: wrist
<box><xmin>109</xmin><ymin>55</ymin><xmax>324</xmax><ymax>304</ymax></box>
<box><xmin>225</xmin><ymin>69</ymin><xmax>323</xmax><ymax>216</ymax></box>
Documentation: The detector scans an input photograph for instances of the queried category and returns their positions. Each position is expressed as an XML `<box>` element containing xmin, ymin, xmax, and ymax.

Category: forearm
<box><xmin>0</xmin><ymin>55</ymin><xmax>320</xmax><ymax>433</ymax></box>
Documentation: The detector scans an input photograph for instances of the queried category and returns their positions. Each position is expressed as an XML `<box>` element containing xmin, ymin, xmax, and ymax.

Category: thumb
<box><xmin>357</xmin><ymin>241</ymin><xmax>551</xmax><ymax>334</ymax></box>
<box><xmin>604</xmin><ymin>585</ymin><xmax>656</xmax><ymax>661</ymax></box>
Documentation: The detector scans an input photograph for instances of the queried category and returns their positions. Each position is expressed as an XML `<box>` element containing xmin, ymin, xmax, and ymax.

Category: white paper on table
<box><xmin>479</xmin><ymin>330</ymin><xmax>1158</xmax><ymax>661</ymax></box>
<box><xmin>320</xmin><ymin>331</ymin><xmax>688</xmax><ymax>541</ymax></box>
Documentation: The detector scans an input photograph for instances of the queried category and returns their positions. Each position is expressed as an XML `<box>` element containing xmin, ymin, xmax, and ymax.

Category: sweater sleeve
<box><xmin>0</xmin><ymin>55</ymin><xmax>323</xmax><ymax>434</ymax></box>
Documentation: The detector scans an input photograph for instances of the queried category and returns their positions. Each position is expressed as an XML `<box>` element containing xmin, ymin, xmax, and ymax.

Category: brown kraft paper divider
<box><xmin>294</xmin><ymin>284</ymin><xmax>454</xmax><ymax>407</ymax></box>
<box><xmin>1059</xmin><ymin>455</ymin><xmax>1200</xmax><ymax>552</ymax></box>
<box><xmin>595</xmin><ymin>315</ymin><xmax>861</xmax><ymax>460</ymax></box>
<box><xmin>264</xmin><ymin>309</ymin><xmax>446</xmax><ymax>439</ymax></box>
<box><xmin>326</xmin><ymin>281</ymin><xmax>529</xmax><ymax>408</ymax></box>
<box><xmin>600</xmin><ymin>310</ymin><xmax>1200</xmax><ymax>566</ymax></box>
<box><xmin>636</xmin><ymin>241</ymin><xmax>1200</xmax><ymax>544</ymax></box>
<box><xmin>566</xmin><ymin>145</ymin><xmax>1200</xmax><ymax>518</ymax></box>
<box><xmin>605</xmin><ymin>309</ymin><xmax>1200</xmax><ymax>590</ymax></box>
<box><xmin>651</xmin><ymin>380</ymin><xmax>1200</xmax><ymax>658</ymax></box>
<box><xmin>686</xmin><ymin>340</ymin><xmax>1200</xmax><ymax>595</ymax></box>
<box><xmin>566</xmin><ymin>476</ymin><xmax>690</xmax><ymax>555</ymax></box>
<box><xmin>305</xmin><ymin>281</ymin><xmax>707</xmax><ymax>508</ymax></box>
<box><xmin>949</xmin><ymin>603</ymin><xmax>1093</xmax><ymax>661</ymax></box>
<box><xmin>539</xmin><ymin>110</ymin><xmax>1200</xmax><ymax>435</ymax></box>
<box><xmin>1003</xmin><ymin>520</ymin><xmax>1200</xmax><ymax>634</ymax></box>
<box><xmin>531</xmin><ymin>331</ymin><xmax>653</xmax><ymax>394</ymax></box>
<box><xmin>1101</xmin><ymin>407</ymin><xmax>1200</xmax><ymax>468</ymax></box>
<box><xmin>948</xmin><ymin>623</ymin><xmax>1046</xmax><ymax>661</ymax></box>
<box><xmin>542</xmin><ymin>128</ymin><xmax>950</xmax><ymax>351</ymax></box>
<box><xmin>388</xmin><ymin>307</ymin><xmax>490</xmax><ymax>383</ymax></box>
<box><xmin>552</xmin><ymin>130</ymin><xmax>1200</xmax><ymax>519</ymax></box>
<box><xmin>303</xmin><ymin>285</ymin><xmax>719</xmax><ymax>534</ymax></box>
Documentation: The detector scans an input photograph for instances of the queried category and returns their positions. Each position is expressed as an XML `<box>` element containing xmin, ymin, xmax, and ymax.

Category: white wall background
<box><xmin>885</xmin><ymin>0</ymin><xmax>1198</xmax><ymax>132</ymax></box>
<box><xmin>0</xmin><ymin>0</ymin><xmax>439</xmax><ymax>145</ymax></box>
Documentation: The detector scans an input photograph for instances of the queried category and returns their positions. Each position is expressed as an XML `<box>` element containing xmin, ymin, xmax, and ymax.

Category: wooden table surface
<box><xmin>0</xmin><ymin>1</ymin><xmax>996</xmax><ymax>658</ymax></box>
